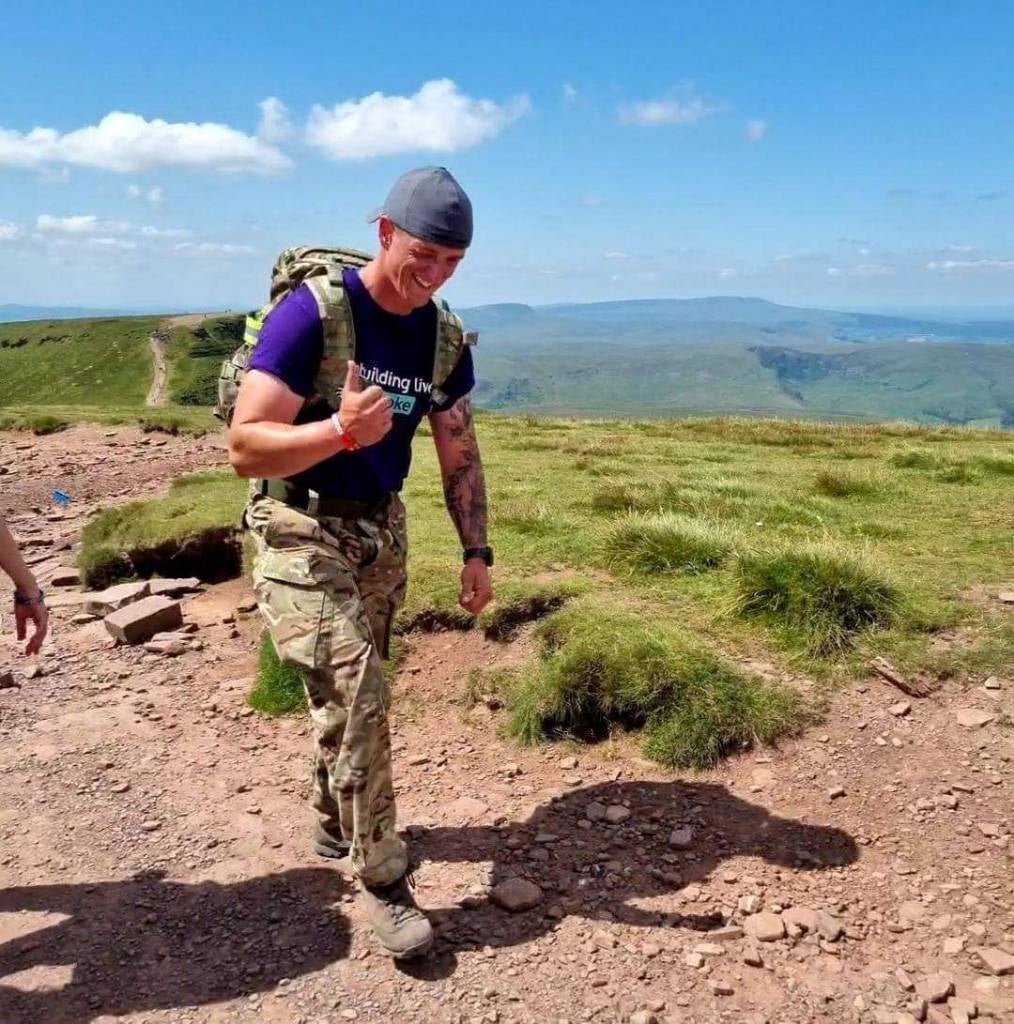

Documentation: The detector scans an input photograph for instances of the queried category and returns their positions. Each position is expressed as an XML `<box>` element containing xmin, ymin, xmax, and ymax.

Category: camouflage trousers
<box><xmin>245</xmin><ymin>491</ymin><xmax>409</xmax><ymax>887</ymax></box>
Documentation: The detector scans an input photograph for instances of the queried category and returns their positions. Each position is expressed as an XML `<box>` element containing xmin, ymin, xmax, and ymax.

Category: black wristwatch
<box><xmin>463</xmin><ymin>546</ymin><xmax>494</xmax><ymax>567</ymax></box>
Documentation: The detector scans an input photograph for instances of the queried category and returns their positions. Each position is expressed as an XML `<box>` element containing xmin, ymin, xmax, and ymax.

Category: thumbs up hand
<box><xmin>338</xmin><ymin>361</ymin><xmax>393</xmax><ymax>448</ymax></box>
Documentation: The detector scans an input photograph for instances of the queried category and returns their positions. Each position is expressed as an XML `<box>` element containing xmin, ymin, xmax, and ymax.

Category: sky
<box><xmin>1</xmin><ymin>1</ymin><xmax>1013</xmax><ymax>313</ymax></box>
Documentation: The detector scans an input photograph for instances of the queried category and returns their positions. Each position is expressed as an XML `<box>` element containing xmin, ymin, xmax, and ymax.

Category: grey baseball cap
<box><xmin>374</xmin><ymin>166</ymin><xmax>473</xmax><ymax>249</ymax></box>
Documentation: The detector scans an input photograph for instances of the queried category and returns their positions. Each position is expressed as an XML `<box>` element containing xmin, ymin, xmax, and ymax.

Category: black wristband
<box><xmin>14</xmin><ymin>589</ymin><xmax>45</xmax><ymax>607</ymax></box>
<box><xmin>463</xmin><ymin>546</ymin><xmax>493</xmax><ymax>567</ymax></box>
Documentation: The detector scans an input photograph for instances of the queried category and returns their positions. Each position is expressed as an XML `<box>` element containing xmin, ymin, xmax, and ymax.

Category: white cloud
<box><xmin>562</xmin><ymin>83</ymin><xmax>579</xmax><ymax>106</ymax></box>
<box><xmin>37</xmin><ymin>213</ymin><xmax>134</xmax><ymax>235</ymax></box>
<box><xmin>619</xmin><ymin>92</ymin><xmax>728</xmax><ymax>127</ymax></box>
<box><xmin>89</xmin><ymin>237</ymin><xmax>137</xmax><ymax>250</ymax></box>
<box><xmin>603</xmin><ymin>250</ymin><xmax>633</xmax><ymax>260</ymax></box>
<box><xmin>0</xmin><ymin>220</ymin><xmax>19</xmax><ymax>241</ymax></box>
<box><xmin>825</xmin><ymin>262</ymin><xmax>894</xmax><ymax>278</ymax></box>
<box><xmin>37</xmin><ymin>214</ymin><xmax>100</xmax><ymax>233</ymax></box>
<box><xmin>0</xmin><ymin>111</ymin><xmax>290</xmax><ymax>174</ymax></box>
<box><xmin>175</xmin><ymin>241</ymin><xmax>257</xmax><ymax>257</ymax></box>
<box><xmin>579</xmin><ymin>194</ymin><xmax>605</xmax><ymax>208</ymax></box>
<box><xmin>129</xmin><ymin>184</ymin><xmax>166</xmax><ymax>205</ymax></box>
<box><xmin>746</xmin><ymin>119</ymin><xmax>767</xmax><ymax>142</ymax></box>
<box><xmin>140</xmin><ymin>225</ymin><xmax>191</xmax><ymax>238</ymax></box>
<box><xmin>258</xmin><ymin>97</ymin><xmax>293</xmax><ymax>144</ymax></box>
<box><xmin>305</xmin><ymin>79</ymin><xmax>530</xmax><ymax>160</ymax></box>
<box><xmin>926</xmin><ymin>258</ymin><xmax>1014</xmax><ymax>272</ymax></box>
<box><xmin>718</xmin><ymin>267</ymin><xmax>737</xmax><ymax>279</ymax></box>
<box><xmin>936</xmin><ymin>243</ymin><xmax>974</xmax><ymax>254</ymax></box>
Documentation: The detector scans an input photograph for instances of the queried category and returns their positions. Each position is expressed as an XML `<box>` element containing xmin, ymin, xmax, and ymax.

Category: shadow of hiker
<box><xmin>0</xmin><ymin>866</ymin><xmax>351</xmax><ymax>1024</ymax></box>
<box><xmin>407</xmin><ymin>779</ymin><xmax>859</xmax><ymax>975</ymax></box>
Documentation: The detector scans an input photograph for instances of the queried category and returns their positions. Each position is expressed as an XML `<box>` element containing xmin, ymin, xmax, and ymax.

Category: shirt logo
<box><xmin>385</xmin><ymin>391</ymin><xmax>416</xmax><ymax>415</ymax></box>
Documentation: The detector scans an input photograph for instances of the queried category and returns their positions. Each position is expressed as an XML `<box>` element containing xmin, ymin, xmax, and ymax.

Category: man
<box><xmin>227</xmin><ymin>167</ymin><xmax>493</xmax><ymax>960</ymax></box>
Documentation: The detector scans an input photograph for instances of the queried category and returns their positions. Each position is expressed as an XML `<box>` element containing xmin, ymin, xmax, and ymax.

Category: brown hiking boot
<box><xmin>313</xmin><ymin>821</ymin><xmax>351</xmax><ymax>861</ymax></box>
<box><xmin>359</xmin><ymin>872</ymin><xmax>433</xmax><ymax>959</ymax></box>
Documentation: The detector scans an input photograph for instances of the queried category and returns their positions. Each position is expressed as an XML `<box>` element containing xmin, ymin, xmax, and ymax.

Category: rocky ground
<box><xmin>0</xmin><ymin>425</ymin><xmax>1011</xmax><ymax>1024</ymax></box>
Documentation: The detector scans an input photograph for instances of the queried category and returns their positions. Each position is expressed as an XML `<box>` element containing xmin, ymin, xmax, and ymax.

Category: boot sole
<box><xmin>381</xmin><ymin>932</ymin><xmax>434</xmax><ymax>960</ymax></box>
<box><xmin>313</xmin><ymin>840</ymin><xmax>350</xmax><ymax>861</ymax></box>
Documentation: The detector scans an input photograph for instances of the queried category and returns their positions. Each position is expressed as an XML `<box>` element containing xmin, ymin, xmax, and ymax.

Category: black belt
<box><xmin>258</xmin><ymin>479</ymin><xmax>392</xmax><ymax>519</ymax></box>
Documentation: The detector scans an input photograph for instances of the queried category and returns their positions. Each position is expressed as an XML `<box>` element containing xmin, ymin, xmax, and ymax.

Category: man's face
<box><xmin>382</xmin><ymin>219</ymin><xmax>466</xmax><ymax>308</ymax></box>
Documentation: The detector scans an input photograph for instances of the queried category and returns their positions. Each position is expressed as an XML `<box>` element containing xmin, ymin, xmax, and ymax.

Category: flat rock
<box><xmin>604</xmin><ymin>804</ymin><xmax>630</xmax><ymax>824</ymax></box>
<box><xmin>889</xmin><ymin>700</ymin><xmax>912</xmax><ymax>717</ymax></box>
<box><xmin>148</xmin><ymin>577</ymin><xmax>202</xmax><ymax>597</ymax></box>
<box><xmin>49</xmin><ymin>568</ymin><xmax>80</xmax><ymax>587</ymax></box>
<box><xmin>442</xmin><ymin>795</ymin><xmax>488</xmax><ymax>822</ymax></box>
<box><xmin>744</xmin><ymin>912</ymin><xmax>786</xmax><ymax>942</ymax></box>
<box><xmin>104</xmin><ymin>596</ymin><xmax>182</xmax><ymax>644</ymax></box>
<box><xmin>0</xmin><ymin>670</ymin><xmax>17</xmax><ymax>690</ymax></box>
<box><xmin>998</xmin><ymin>591</ymin><xmax>1014</xmax><ymax>604</ymax></box>
<box><xmin>629</xmin><ymin>1012</ymin><xmax>658</xmax><ymax>1024</ymax></box>
<box><xmin>916</xmin><ymin>973</ymin><xmax>954</xmax><ymax>1003</ymax></box>
<box><xmin>983</xmin><ymin>675</ymin><xmax>1002</xmax><ymax>690</ymax></box>
<box><xmin>782</xmin><ymin>905</ymin><xmax>819</xmax><ymax>933</ymax></box>
<box><xmin>668</xmin><ymin>825</ymin><xmax>694</xmax><ymax>849</ymax></box>
<box><xmin>490</xmin><ymin>877</ymin><xmax>542</xmax><ymax>912</ymax></box>
<box><xmin>955</xmin><ymin>708</ymin><xmax>995</xmax><ymax>729</ymax></box>
<box><xmin>86</xmin><ymin>580</ymin><xmax>151</xmax><ymax>616</ymax></box>
<box><xmin>973</xmin><ymin>946</ymin><xmax>1014</xmax><ymax>976</ymax></box>
<box><xmin>584</xmin><ymin>801</ymin><xmax>606</xmax><ymax>822</ymax></box>
<box><xmin>815</xmin><ymin>910</ymin><xmax>844</xmax><ymax>941</ymax></box>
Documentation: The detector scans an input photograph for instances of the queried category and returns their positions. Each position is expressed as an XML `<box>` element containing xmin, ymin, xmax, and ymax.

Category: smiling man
<box><xmin>227</xmin><ymin>167</ymin><xmax>492</xmax><ymax>959</ymax></box>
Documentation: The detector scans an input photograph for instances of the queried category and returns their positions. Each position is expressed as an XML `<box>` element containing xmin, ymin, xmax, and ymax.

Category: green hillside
<box><xmin>0</xmin><ymin>316</ymin><xmax>159</xmax><ymax>407</ymax></box>
<box><xmin>166</xmin><ymin>315</ymin><xmax>244</xmax><ymax>405</ymax></box>
<box><xmin>1</xmin><ymin>300</ymin><xmax>1012</xmax><ymax>430</ymax></box>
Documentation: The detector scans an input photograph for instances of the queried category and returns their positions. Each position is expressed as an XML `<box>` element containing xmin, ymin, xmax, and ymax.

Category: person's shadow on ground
<box><xmin>404</xmin><ymin>779</ymin><xmax>859</xmax><ymax>979</ymax></box>
<box><xmin>0</xmin><ymin>781</ymin><xmax>859</xmax><ymax>1015</ymax></box>
<box><xmin>0</xmin><ymin>867</ymin><xmax>350</xmax><ymax>1024</ymax></box>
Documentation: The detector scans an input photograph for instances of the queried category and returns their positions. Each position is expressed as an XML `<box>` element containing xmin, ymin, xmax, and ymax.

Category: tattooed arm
<box><xmin>430</xmin><ymin>396</ymin><xmax>493</xmax><ymax>613</ymax></box>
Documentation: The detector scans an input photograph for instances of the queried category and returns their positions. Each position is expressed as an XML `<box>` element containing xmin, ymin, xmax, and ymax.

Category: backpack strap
<box><xmin>303</xmin><ymin>268</ymin><xmax>356</xmax><ymax>411</ymax></box>
<box><xmin>431</xmin><ymin>299</ymin><xmax>470</xmax><ymax>408</ymax></box>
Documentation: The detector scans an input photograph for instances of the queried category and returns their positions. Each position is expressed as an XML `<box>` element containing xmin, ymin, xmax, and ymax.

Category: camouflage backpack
<box><xmin>215</xmin><ymin>245</ymin><xmax>476</xmax><ymax>424</ymax></box>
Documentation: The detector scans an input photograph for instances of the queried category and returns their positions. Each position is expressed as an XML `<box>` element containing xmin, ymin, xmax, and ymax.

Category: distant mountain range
<box><xmin>3</xmin><ymin>296</ymin><xmax>1012</xmax><ymax>426</ymax></box>
<box><xmin>458</xmin><ymin>297</ymin><xmax>1014</xmax><ymax>427</ymax></box>
<box><xmin>0</xmin><ymin>304</ymin><xmax>148</xmax><ymax>322</ymax></box>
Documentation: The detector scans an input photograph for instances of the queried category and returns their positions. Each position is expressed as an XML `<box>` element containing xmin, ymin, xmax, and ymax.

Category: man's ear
<box><xmin>377</xmin><ymin>216</ymin><xmax>394</xmax><ymax>250</ymax></box>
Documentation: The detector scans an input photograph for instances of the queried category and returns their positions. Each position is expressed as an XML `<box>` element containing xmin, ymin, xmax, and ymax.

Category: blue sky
<box><xmin>2</xmin><ymin>1</ymin><xmax>1013</xmax><ymax>312</ymax></box>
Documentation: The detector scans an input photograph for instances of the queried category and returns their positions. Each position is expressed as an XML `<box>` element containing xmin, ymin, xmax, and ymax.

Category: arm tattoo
<box><xmin>437</xmin><ymin>398</ymin><xmax>488</xmax><ymax>548</ymax></box>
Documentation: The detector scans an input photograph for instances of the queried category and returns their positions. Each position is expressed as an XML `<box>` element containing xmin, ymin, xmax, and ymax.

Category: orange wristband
<box><xmin>331</xmin><ymin>412</ymin><xmax>361</xmax><ymax>452</ymax></box>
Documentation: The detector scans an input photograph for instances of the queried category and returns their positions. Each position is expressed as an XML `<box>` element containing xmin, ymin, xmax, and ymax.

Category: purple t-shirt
<box><xmin>248</xmin><ymin>268</ymin><xmax>474</xmax><ymax>501</ymax></box>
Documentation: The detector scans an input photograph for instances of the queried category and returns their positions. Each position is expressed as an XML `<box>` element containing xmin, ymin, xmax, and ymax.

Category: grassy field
<box><xmin>0</xmin><ymin>316</ymin><xmax>220</xmax><ymax>434</ymax></box>
<box><xmin>77</xmin><ymin>413</ymin><xmax>1014</xmax><ymax>768</ymax></box>
<box><xmin>0</xmin><ymin>316</ymin><xmax>160</xmax><ymax>407</ymax></box>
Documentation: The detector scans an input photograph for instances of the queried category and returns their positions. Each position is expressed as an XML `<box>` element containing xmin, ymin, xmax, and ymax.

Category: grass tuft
<box><xmin>890</xmin><ymin>448</ymin><xmax>942</xmax><ymax>470</ymax></box>
<box><xmin>734</xmin><ymin>543</ymin><xmax>902</xmax><ymax>655</ymax></box>
<box><xmin>504</xmin><ymin>605</ymin><xmax>806</xmax><ymax>768</ymax></box>
<box><xmin>606</xmin><ymin>513</ymin><xmax>732</xmax><ymax>573</ymax></box>
<box><xmin>814</xmin><ymin>466</ymin><xmax>882</xmax><ymax>498</ymax></box>
<box><xmin>247</xmin><ymin>632</ymin><xmax>306</xmax><ymax>715</ymax></box>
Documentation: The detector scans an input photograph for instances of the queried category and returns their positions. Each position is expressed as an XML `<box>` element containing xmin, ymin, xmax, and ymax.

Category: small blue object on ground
<box><xmin>52</xmin><ymin>490</ymin><xmax>71</xmax><ymax>507</ymax></box>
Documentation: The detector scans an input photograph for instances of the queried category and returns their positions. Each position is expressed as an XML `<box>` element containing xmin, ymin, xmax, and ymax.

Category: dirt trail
<box><xmin>145</xmin><ymin>314</ymin><xmax>220</xmax><ymax>409</ymax></box>
<box><xmin>145</xmin><ymin>328</ymin><xmax>170</xmax><ymax>408</ymax></box>
<box><xmin>0</xmin><ymin>427</ymin><xmax>1011</xmax><ymax>1024</ymax></box>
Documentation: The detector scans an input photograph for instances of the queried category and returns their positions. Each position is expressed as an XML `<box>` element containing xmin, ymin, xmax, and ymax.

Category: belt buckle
<box><xmin>306</xmin><ymin>489</ymin><xmax>320</xmax><ymax>516</ymax></box>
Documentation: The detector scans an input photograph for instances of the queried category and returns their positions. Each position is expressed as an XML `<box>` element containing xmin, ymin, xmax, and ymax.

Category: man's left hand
<box><xmin>459</xmin><ymin>560</ymin><xmax>493</xmax><ymax>615</ymax></box>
